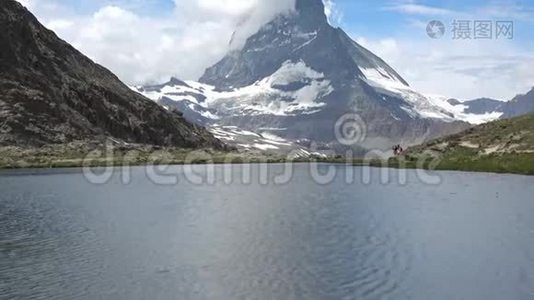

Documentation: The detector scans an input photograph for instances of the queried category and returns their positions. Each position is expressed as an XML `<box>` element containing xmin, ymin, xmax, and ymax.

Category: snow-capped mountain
<box><xmin>427</xmin><ymin>89</ymin><xmax>534</xmax><ymax>124</ymax></box>
<box><xmin>423</xmin><ymin>96</ymin><xmax>504</xmax><ymax>125</ymax></box>
<box><xmin>134</xmin><ymin>0</ymin><xmax>471</xmax><ymax>152</ymax></box>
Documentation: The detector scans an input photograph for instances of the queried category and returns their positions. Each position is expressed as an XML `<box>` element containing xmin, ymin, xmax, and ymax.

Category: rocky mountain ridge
<box><xmin>0</xmin><ymin>0</ymin><xmax>223</xmax><ymax>149</ymax></box>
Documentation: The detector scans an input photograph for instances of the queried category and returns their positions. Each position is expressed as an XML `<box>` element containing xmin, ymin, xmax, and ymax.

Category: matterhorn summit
<box><xmin>135</xmin><ymin>0</ymin><xmax>470</xmax><ymax>152</ymax></box>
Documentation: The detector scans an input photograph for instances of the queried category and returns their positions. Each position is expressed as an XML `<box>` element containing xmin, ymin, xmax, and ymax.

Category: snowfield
<box><xmin>208</xmin><ymin>125</ymin><xmax>324</xmax><ymax>157</ymax></box>
<box><xmin>135</xmin><ymin>60</ymin><xmax>332</xmax><ymax>119</ymax></box>
<box><xmin>359</xmin><ymin>67</ymin><xmax>503</xmax><ymax>124</ymax></box>
<box><xmin>424</xmin><ymin>94</ymin><xmax>503</xmax><ymax>125</ymax></box>
<box><xmin>134</xmin><ymin>62</ymin><xmax>504</xmax><ymax>128</ymax></box>
<box><xmin>360</xmin><ymin>67</ymin><xmax>456</xmax><ymax>121</ymax></box>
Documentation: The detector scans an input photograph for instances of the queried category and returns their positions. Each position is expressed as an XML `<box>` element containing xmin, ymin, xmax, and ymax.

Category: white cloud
<box><xmin>224</xmin><ymin>0</ymin><xmax>296</xmax><ymax>49</ymax></box>
<box><xmin>46</xmin><ymin>19</ymin><xmax>74</xmax><ymax>31</ymax></box>
<box><xmin>384</xmin><ymin>2</ymin><xmax>456</xmax><ymax>16</ymax></box>
<box><xmin>323</xmin><ymin>0</ymin><xmax>343</xmax><ymax>26</ymax></box>
<box><xmin>475</xmin><ymin>1</ymin><xmax>534</xmax><ymax>21</ymax></box>
<box><xmin>355</xmin><ymin>36</ymin><xmax>534</xmax><ymax>100</ymax></box>
<box><xmin>371</xmin><ymin>0</ymin><xmax>534</xmax><ymax>99</ymax></box>
<box><xmin>385</xmin><ymin>0</ymin><xmax>534</xmax><ymax>20</ymax></box>
<box><xmin>19</xmin><ymin>0</ymin><xmax>300</xmax><ymax>85</ymax></box>
<box><xmin>17</xmin><ymin>0</ymin><xmax>34</xmax><ymax>9</ymax></box>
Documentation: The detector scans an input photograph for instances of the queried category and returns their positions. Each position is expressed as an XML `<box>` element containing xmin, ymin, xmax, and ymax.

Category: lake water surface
<box><xmin>1</xmin><ymin>164</ymin><xmax>533</xmax><ymax>299</ymax></box>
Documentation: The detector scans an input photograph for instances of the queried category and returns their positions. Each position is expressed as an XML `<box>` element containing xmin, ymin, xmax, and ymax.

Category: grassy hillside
<box><xmin>403</xmin><ymin>113</ymin><xmax>534</xmax><ymax>174</ymax></box>
<box><xmin>0</xmin><ymin>142</ymin><xmax>290</xmax><ymax>169</ymax></box>
<box><xmin>3</xmin><ymin>115</ymin><xmax>534</xmax><ymax>174</ymax></box>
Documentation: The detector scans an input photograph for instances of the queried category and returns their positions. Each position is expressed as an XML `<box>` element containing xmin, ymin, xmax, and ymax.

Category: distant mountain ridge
<box><xmin>461</xmin><ymin>98</ymin><xmax>504</xmax><ymax>115</ymax></box>
<box><xmin>0</xmin><ymin>0</ymin><xmax>222</xmax><ymax>149</ymax></box>
<box><xmin>445</xmin><ymin>88</ymin><xmax>534</xmax><ymax>121</ymax></box>
<box><xmin>501</xmin><ymin>88</ymin><xmax>534</xmax><ymax>119</ymax></box>
<box><xmin>135</xmin><ymin>0</ymin><xmax>470</xmax><ymax>152</ymax></box>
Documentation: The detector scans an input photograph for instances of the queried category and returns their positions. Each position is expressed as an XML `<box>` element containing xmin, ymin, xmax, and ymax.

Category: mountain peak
<box><xmin>168</xmin><ymin>77</ymin><xmax>191</xmax><ymax>87</ymax></box>
<box><xmin>296</xmin><ymin>0</ymin><xmax>325</xmax><ymax>12</ymax></box>
<box><xmin>296</xmin><ymin>0</ymin><xmax>326</xmax><ymax>14</ymax></box>
<box><xmin>295</xmin><ymin>0</ymin><xmax>328</xmax><ymax>24</ymax></box>
<box><xmin>199</xmin><ymin>0</ymin><xmax>337</xmax><ymax>89</ymax></box>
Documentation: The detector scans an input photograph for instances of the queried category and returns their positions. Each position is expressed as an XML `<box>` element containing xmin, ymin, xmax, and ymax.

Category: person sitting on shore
<box><xmin>392</xmin><ymin>145</ymin><xmax>404</xmax><ymax>156</ymax></box>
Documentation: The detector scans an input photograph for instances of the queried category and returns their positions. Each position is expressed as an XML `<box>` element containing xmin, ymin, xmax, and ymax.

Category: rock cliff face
<box><xmin>200</xmin><ymin>0</ymin><xmax>407</xmax><ymax>91</ymax></box>
<box><xmin>138</xmin><ymin>0</ymin><xmax>469</xmax><ymax>151</ymax></box>
<box><xmin>501</xmin><ymin>88</ymin><xmax>534</xmax><ymax>119</ymax></box>
<box><xmin>0</xmin><ymin>0</ymin><xmax>223</xmax><ymax>149</ymax></box>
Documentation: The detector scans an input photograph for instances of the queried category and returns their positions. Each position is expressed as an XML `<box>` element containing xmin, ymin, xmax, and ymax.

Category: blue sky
<box><xmin>332</xmin><ymin>0</ymin><xmax>533</xmax><ymax>40</ymax></box>
<box><xmin>19</xmin><ymin>0</ymin><xmax>534</xmax><ymax>100</ymax></box>
<box><xmin>39</xmin><ymin>0</ymin><xmax>534</xmax><ymax>39</ymax></box>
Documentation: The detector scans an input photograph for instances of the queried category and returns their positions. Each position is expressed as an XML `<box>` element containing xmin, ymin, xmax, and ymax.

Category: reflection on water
<box><xmin>1</xmin><ymin>165</ymin><xmax>533</xmax><ymax>299</ymax></box>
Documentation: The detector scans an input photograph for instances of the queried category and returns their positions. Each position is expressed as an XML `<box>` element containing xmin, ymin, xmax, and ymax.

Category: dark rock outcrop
<box><xmin>501</xmin><ymin>88</ymin><xmax>534</xmax><ymax>119</ymax></box>
<box><xmin>0</xmin><ymin>0</ymin><xmax>223</xmax><ymax>148</ymax></box>
<box><xmin>462</xmin><ymin>98</ymin><xmax>504</xmax><ymax>115</ymax></box>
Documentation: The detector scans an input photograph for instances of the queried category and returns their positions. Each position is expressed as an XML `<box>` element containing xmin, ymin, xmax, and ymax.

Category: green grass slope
<box><xmin>404</xmin><ymin>113</ymin><xmax>534</xmax><ymax>175</ymax></box>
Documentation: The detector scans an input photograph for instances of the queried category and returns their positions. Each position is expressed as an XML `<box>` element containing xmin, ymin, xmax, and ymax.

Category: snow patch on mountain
<box><xmin>134</xmin><ymin>63</ymin><xmax>502</xmax><ymax>129</ymax></box>
<box><xmin>425</xmin><ymin>94</ymin><xmax>504</xmax><ymax>125</ymax></box>
<box><xmin>206</xmin><ymin>60</ymin><xmax>331</xmax><ymax>116</ymax></box>
<box><xmin>292</xmin><ymin>31</ymin><xmax>318</xmax><ymax>52</ymax></box>
<box><xmin>359</xmin><ymin>67</ymin><xmax>456</xmax><ymax>121</ymax></box>
<box><xmin>134</xmin><ymin>60</ymin><xmax>332</xmax><ymax>118</ymax></box>
<box><xmin>359</xmin><ymin>67</ymin><xmax>503</xmax><ymax>124</ymax></box>
<box><xmin>209</xmin><ymin>125</ymin><xmax>324</xmax><ymax>157</ymax></box>
<box><xmin>359</xmin><ymin>66</ymin><xmax>407</xmax><ymax>88</ymax></box>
